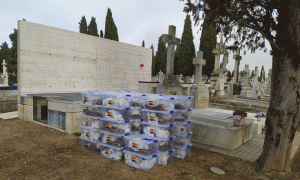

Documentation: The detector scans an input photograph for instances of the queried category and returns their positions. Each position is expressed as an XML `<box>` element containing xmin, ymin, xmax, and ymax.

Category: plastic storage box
<box><xmin>172</xmin><ymin>109</ymin><xmax>191</xmax><ymax>122</ymax></box>
<box><xmin>131</xmin><ymin>119</ymin><xmax>143</xmax><ymax>133</ymax></box>
<box><xmin>142</xmin><ymin>109</ymin><xmax>174</xmax><ymax>125</ymax></box>
<box><xmin>103</xmin><ymin>107</ymin><xmax>142</xmax><ymax>122</ymax></box>
<box><xmin>174</xmin><ymin>121</ymin><xmax>191</xmax><ymax>135</ymax></box>
<box><xmin>174</xmin><ymin>132</ymin><xmax>192</xmax><ymax>147</ymax></box>
<box><xmin>144</xmin><ymin>95</ymin><xmax>175</xmax><ymax>111</ymax></box>
<box><xmin>102</xmin><ymin>92</ymin><xmax>130</xmax><ymax>108</ymax></box>
<box><xmin>142</xmin><ymin>122</ymin><xmax>175</xmax><ymax>139</ymax></box>
<box><xmin>123</xmin><ymin>94</ymin><xmax>145</xmax><ymax>108</ymax></box>
<box><xmin>80</xmin><ymin>126</ymin><xmax>102</xmax><ymax>141</ymax></box>
<box><xmin>99</xmin><ymin>143</ymin><xmax>125</xmax><ymax>161</ymax></box>
<box><xmin>171</xmin><ymin>96</ymin><xmax>193</xmax><ymax>110</ymax></box>
<box><xmin>81</xmin><ymin>115</ymin><xmax>102</xmax><ymax>129</ymax></box>
<box><xmin>81</xmin><ymin>91</ymin><xmax>103</xmax><ymax>105</ymax></box>
<box><xmin>174</xmin><ymin>144</ymin><xmax>192</xmax><ymax>159</ymax></box>
<box><xmin>101</xmin><ymin>119</ymin><xmax>133</xmax><ymax>134</ymax></box>
<box><xmin>100</xmin><ymin>130</ymin><xmax>129</xmax><ymax>147</ymax></box>
<box><xmin>124</xmin><ymin>150</ymin><xmax>158</xmax><ymax>171</ymax></box>
<box><xmin>82</xmin><ymin>105</ymin><xmax>103</xmax><ymax>117</ymax></box>
<box><xmin>156</xmin><ymin>137</ymin><xmax>174</xmax><ymax>152</ymax></box>
<box><xmin>124</xmin><ymin>135</ymin><xmax>159</xmax><ymax>155</ymax></box>
<box><xmin>80</xmin><ymin>136</ymin><xmax>101</xmax><ymax>153</ymax></box>
<box><xmin>158</xmin><ymin>149</ymin><xmax>174</xmax><ymax>166</ymax></box>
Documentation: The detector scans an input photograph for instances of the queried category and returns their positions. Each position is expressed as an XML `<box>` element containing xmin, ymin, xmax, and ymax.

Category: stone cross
<box><xmin>233</xmin><ymin>48</ymin><xmax>242</xmax><ymax>84</ymax></box>
<box><xmin>193</xmin><ymin>51</ymin><xmax>206</xmax><ymax>87</ymax></box>
<box><xmin>161</xmin><ymin>25</ymin><xmax>181</xmax><ymax>75</ymax></box>
<box><xmin>212</xmin><ymin>36</ymin><xmax>227</xmax><ymax>71</ymax></box>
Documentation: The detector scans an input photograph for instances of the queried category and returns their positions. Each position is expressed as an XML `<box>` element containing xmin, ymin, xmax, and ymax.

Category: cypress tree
<box><xmin>155</xmin><ymin>36</ymin><xmax>167</xmax><ymax>74</ymax></box>
<box><xmin>104</xmin><ymin>8</ymin><xmax>119</xmax><ymax>41</ymax></box>
<box><xmin>87</xmin><ymin>17</ymin><xmax>99</xmax><ymax>37</ymax></box>
<box><xmin>150</xmin><ymin>44</ymin><xmax>156</xmax><ymax>76</ymax></box>
<box><xmin>8</xmin><ymin>29</ymin><xmax>18</xmax><ymax>85</ymax></box>
<box><xmin>78</xmin><ymin>16</ymin><xmax>88</xmax><ymax>34</ymax></box>
<box><xmin>199</xmin><ymin>13</ymin><xmax>217</xmax><ymax>78</ymax></box>
<box><xmin>142</xmin><ymin>40</ymin><xmax>145</xmax><ymax>47</ymax></box>
<box><xmin>100</xmin><ymin>30</ymin><xmax>104</xmax><ymax>38</ymax></box>
<box><xmin>260</xmin><ymin>66</ymin><xmax>265</xmax><ymax>82</ymax></box>
<box><xmin>175</xmin><ymin>15</ymin><xmax>195</xmax><ymax>76</ymax></box>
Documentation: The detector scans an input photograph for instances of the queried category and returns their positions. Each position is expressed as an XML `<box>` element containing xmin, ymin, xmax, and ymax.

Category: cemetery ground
<box><xmin>1</xmin><ymin>118</ymin><xmax>300</xmax><ymax>180</ymax></box>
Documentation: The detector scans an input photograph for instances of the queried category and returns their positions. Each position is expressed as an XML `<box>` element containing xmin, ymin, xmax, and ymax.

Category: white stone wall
<box><xmin>17</xmin><ymin>20</ymin><xmax>152</xmax><ymax>94</ymax></box>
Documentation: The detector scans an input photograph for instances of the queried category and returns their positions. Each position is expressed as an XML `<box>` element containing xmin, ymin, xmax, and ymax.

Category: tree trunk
<box><xmin>257</xmin><ymin>56</ymin><xmax>300</xmax><ymax>172</ymax></box>
<box><xmin>257</xmin><ymin>0</ymin><xmax>300</xmax><ymax>172</ymax></box>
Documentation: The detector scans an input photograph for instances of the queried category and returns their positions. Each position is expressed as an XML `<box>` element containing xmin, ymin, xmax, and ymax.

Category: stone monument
<box><xmin>239</xmin><ymin>64</ymin><xmax>252</xmax><ymax>98</ymax></box>
<box><xmin>264</xmin><ymin>69</ymin><xmax>272</xmax><ymax>96</ymax></box>
<box><xmin>250</xmin><ymin>66</ymin><xmax>260</xmax><ymax>99</ymax></box>
<box><xmin>190</xmin><ymin>51</ymin><xmax>209</xmax><ymax>108</ymax></box>
<box><xmin>0</xmin><ymin>59</ymin><xmax>9</xmax><ymax>87</ymax></box>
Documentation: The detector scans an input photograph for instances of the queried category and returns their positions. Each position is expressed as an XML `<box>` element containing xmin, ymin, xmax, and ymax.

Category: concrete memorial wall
<box><xmin>17</xmin><ymin>20</ymin><xmax>152</xmax><ymax>94</ymax></box>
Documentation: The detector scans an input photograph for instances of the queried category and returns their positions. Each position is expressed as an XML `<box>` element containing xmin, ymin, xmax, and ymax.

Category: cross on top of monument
<box><xmin>193</xmin><ymin>51</ymin><xmax>206</xmax><ymax>66</ymax></box>
<box><xmin>233</xmin><ymin>48</ymin><xmax>242</xmax><ymax>61</ymax></box>
<box><xmin>161</xmin><ymin>25</ymin><xmax>181</xmax><ymax>75</ymax></box>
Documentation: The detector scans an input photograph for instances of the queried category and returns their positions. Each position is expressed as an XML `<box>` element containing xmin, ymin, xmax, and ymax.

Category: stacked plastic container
<box><xmin>79</xmin><ymin>91</ymin><xmax>193</xmax><ymax>171</ymax></box>
<box><xmin>80</xmin><ymin>92</ymin><xmax>103</xmax><ymax>153</ymax></box>
<box><xmin>171</xmin><ymin>96</ymin><xmax>193</xmax><ymax>159</ymax></box>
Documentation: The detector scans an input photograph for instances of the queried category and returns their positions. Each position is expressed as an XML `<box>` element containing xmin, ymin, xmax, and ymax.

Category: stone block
<box><xmin>65</xmin><ymin>112</ymin><xmax>82</xmax><ymax>134</ymax></box>
<box><xmin>48</xmin><ymin>101</ymin><xmax>81</xmax><ymax>113</ymax></box>
<box><xmin>191</xmin><ymin>120</ymin><xmax>252</xmax><ymax>150</ymax></box>
<box><xmin>23</xmin><ymin>105</ymin><xmax>33</xmax><ymax>122</ymax></box>
<box><xmin>18</xmin><ymin>104</ymin><xmax>24</xmax><ymax>120</ymax></box>
<box><xmin>23</xmin><ymin>97</ymin><xmax>33</xmax><ymax>106</ymax></box>
<box><xmin>197</xmin><ymin>92</ymin><xmax>209</xmax><ymax>108</ymax></box>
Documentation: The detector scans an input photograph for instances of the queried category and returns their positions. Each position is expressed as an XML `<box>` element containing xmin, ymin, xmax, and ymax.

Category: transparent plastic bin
<box><xmin>124</xmin><ymin>150</ymin><xmax>158</xmax><ymax>172</ymax></box>
<box><xmin>102</xmin><ymin>92</ymin><xmax>130</xmax><ymax>108</ymax></box>
<box><xmin>158</xmin><ymin>149</ymin><xmax>174</xmax><ymax>166</ymax></box>
<box><xmin>99</xmin><ymin>143</ymin><xmax>125</xmax><ymax>161</ymax></box>
<box><xmin>131</xmin><ymin>119</ymin><xmax>143</xmax><ymax>133</ymax></box>
<box><xmin>80</xmin><ymin>136</ymin><xmax>101</xmax><ymax>153</ymax></box>
<box><xmin>101</xmin><ymin>119</ymin><xmax>133</xmax><ymax>134</ymax></box>
<box><xmin>82</xmin><ymin>104</ymin><xmax>103</xmax><ymax>117</ymax></box>
<box><xmin>123</xmin><ymin>94</ymin><xmax>145</xmax><ymax>108</ymax></box>
<box><xmin>174</xmin><ymin>121</ymin><xmax>191</xmax><ymax>135</ymax></box>
<box><xmin>103</xmin><ymin>107</ymin><xmax>142</xmax><ymax>122</ymax></box>
<box><xmin>174</xmin><ymin>144</ymin><xmax>192</xmax><ymax>159</ymax></box>
<box><xmin>125</xmin><ymin>135</ymin><xmax>159</xmax><ymax>155</ymax></box>
<box><xmin>81</xmin><ymin>91</ymin><xmax>103</xmax><ymax>105</ymax></box>
<box><xmin>155</xmin><ymin>137</ymin><xmax>174</xmax><ymax>152</ymax></box>
<box><xmin>81</xmin><ymin>115</ymin><xmax>102</xmax><ymax>129</ymax></box>
<box><xmin>144</xmin><ymin>95</ymin><xmax>175</xmax><ymax>111</ymax></box>
<box><xmin>174</xmin><ymin>132</ymin><xmax>192</xmax><ymax>147</ymax></box>
<box><xmin>142</xmin><ymin>109</ymin><xmax>174</xmax><ymax>125</ymax></box>
<box><xmin>100</xmin><ymin>130</ymin><xmax>130</xmax><ymax>147</ymax></box>
<box><xmin>171</xmin><ymin>96</ymin><xmax>193</xmax><ymax>110</ymax></box>
<box><xmin>80</xmin><ymin>126</ymin><xmax>102</xmax><ymax>141</ymax></box>
<box><xmin>172</xmin><ymin>109</ymin><xmax>191</xmax><ymax>122</ymax></box>
<box><xmin>142</xmin><ymin>122</ymin><xmax>175</xmax><ymax>139</ymax></box>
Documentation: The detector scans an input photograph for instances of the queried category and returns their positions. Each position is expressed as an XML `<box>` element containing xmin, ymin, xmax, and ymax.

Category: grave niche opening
<box><xmin>33</xmin><ymin>96</ymin><xmax>48</xmax><ymax>124</ymax></box>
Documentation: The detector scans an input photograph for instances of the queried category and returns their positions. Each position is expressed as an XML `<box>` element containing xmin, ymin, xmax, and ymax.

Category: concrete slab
<box><xmin>0</xmin><ymin>111</ymin><xmax>18</xmax><ymax>119</ymax></box>
<box><xmin>193</xmin><ymin>132</ymin><xmax>300</xmax><ymax>162</ymax></box>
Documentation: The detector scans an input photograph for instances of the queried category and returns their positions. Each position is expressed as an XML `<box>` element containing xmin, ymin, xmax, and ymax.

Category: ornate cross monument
<box><xmin>233</xmin><ymin>48</ymin><xmax>242</xmax><ymax>84</ymax></box>
<box><xmin>161</xmin><ymin>25</ymin><xmax>181</xmax><ymax>76</ymax></box>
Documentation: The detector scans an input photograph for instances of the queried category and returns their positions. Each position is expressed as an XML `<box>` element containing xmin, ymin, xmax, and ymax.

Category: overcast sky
<box><xmin>0</xmin><ymin>0</ymin><xmax>273</xmax><ymax>75</ymax></box>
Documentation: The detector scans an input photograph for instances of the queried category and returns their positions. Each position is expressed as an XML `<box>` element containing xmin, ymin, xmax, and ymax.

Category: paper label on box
<box><xmin>131</xmin><ymin>156</ymin><xmax>137</xmax><ymax>162</ymax></box>
<box><xmin>106</xmin><ymin>123</ymin><xmax>111</xmax><ymax>128</ymax></box>
<box><xmin>150</xmin><ymin>129</ymin><xmax>156</xmax><ymax>134</ymax></box>
<box><xmin>108</xmin><ymin>100</ymin><xmax>114</xmax><ymax>104</ymax></box>
<box><xmin>85</xmin><ymin>107</ymin><xmax>89</xmax><ymax>110</ymax></box>
<box><xmin>85</xmin><ymin>121</ymin><xmax>90</xmax><ymax>126</ymax></box>
<box><xmin>132</xmin><ymin>142</ymin><xmax>138</xmax><ymax>148</ymax></box>
<box><xmin>85</xmin><ymin>142</ymin><xmax>90</xmax><ymax>147</ymax></box>
<box><xmin>107</xmin><ymin>112</ymin><xmax>112</xmax><ymax>116</ymax></box>
<box><xmin>150</xmin><ymin>116</ymin><xmax>155</xmax><ymax>121</ymax></box>
<box><xmin>148</xmin><ymin>100</ymin><xmax>154</xmax><ymax>105</ymax></box>
<box><xmin>84</xmin><ymin>97</ymin><xmax>88</xmax><ymax>102</ymax></box>
<box><xmin>107</xmin><ymin>136</ymin><xmax>111</xmax><ymax>142</ymax></box>
<box><xmin>105</xmin><ymin>149</ymin><xmax>110</xmax><ymax>154</ymax></box>
<box><xmin>85</xmin><ymin>132</ymin><xmax>90</xmax><ymax>137</ymax></box>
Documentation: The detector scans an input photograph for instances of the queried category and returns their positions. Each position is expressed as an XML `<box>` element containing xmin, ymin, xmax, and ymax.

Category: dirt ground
<box><xmin>0</xmin><ymin>118</ymin><xmax>300</xmax><ymax>180</ymax></box>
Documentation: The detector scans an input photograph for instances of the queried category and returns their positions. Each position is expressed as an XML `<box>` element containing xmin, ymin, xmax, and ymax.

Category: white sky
<box><xmin>0</xmin><ymin>0</ymin><xmax>273</xmax><ymax>74</ymax></box>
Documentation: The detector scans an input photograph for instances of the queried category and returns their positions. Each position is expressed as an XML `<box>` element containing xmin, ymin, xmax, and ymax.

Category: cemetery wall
<box><xmin>17</xmin><ymin>20</ymin><xmax>152</xmax><ymax>94</ymax></box>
